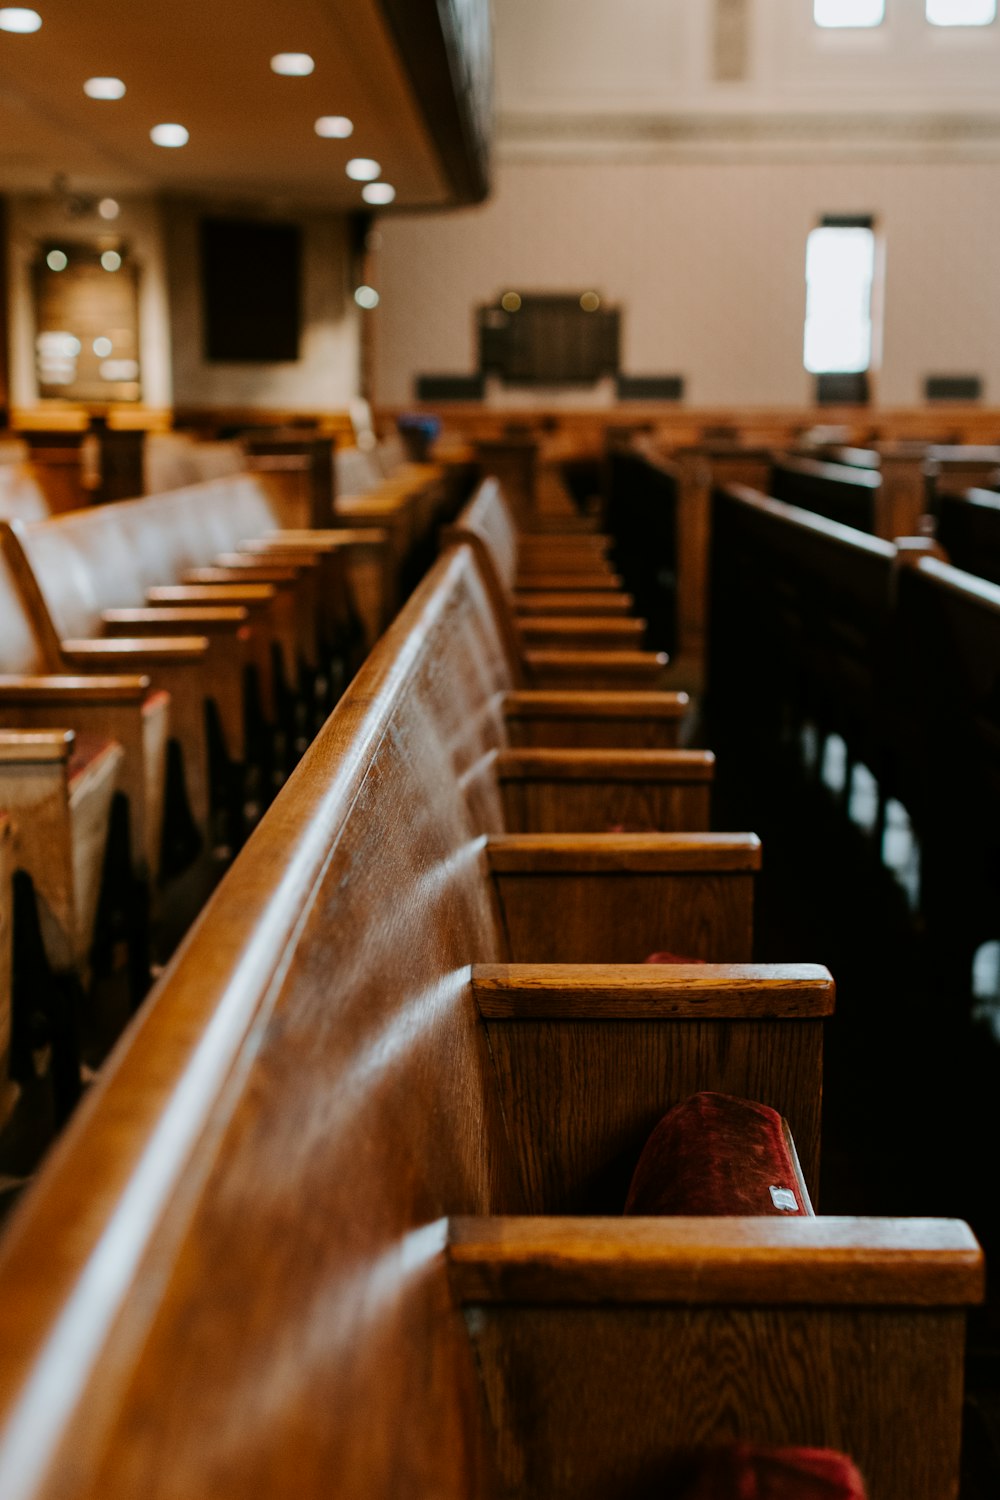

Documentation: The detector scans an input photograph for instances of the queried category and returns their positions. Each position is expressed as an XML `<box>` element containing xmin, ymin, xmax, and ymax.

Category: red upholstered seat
<box><xmin>624</xmin><ymin>1092</ymin><xmax>812</xmax><ymax>1217</ymax></box>
<box><xmin>673</xmin><ymin>1444</ymin><xmax>867</xmax><ymax>1499</ymax></box>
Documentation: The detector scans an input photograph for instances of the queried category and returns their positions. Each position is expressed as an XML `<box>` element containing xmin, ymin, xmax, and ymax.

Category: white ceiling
<box><xmin>0</xmin><ymin>0</ymin><xmax>449</xmax><ymax>206</ymax></box>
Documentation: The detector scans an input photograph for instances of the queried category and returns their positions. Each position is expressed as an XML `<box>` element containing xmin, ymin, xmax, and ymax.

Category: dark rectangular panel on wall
<box><xmin>616</xmin><ymin>375</ymin><xmax>684</xmax><ymax>401</ymax></box>
<box><xmin>200</xmin><ymin>218</ymin><xmax>302</xmax><ymax>363</ymax></box>
<box><xmin>415</xmin><ymin>373</ymin><xmax>485</xmax><ymax>401</ymax></box>
<box><xmin>478</xmin><ymin>295</ymin><xmax>620</xmax><ymax>386</ymax></box>
<box><xmin>816</xmin><ymin>372</ymin><xmax>870</xmax><ymax>405</ymax></box>
<box><xmin>925</xmin><ymin>375</ymin><xmax>983</xmax><ymax>402</ymax></box>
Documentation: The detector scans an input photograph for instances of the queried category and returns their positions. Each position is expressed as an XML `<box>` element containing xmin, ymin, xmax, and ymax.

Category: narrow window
<box><xmin>804</xmin><ymin>222</ymin><xmax>876</xmax><ymax>380</ymax></box>
<box><xmin>814</xmin><ymin>0</ymin><xmax>885</xmax><ymax>27</ymax></box>
<box><xmin>926</xmin><ymin>0</ymin><xmax>996</xmax><ymax>24</ymax></box>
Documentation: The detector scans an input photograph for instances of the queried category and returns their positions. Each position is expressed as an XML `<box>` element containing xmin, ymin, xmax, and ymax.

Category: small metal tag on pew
<box><xmin>770</xmin><ymin>1185</ymin><xmax>798</xmax><ymax>1212</ymax></box>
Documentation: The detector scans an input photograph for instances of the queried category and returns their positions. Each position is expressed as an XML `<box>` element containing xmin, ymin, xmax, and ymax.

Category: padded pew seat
<box><xmin>677</xmin><ymin>1445</ymin><xmax>867</xmax><ymax>1500</ymax></box>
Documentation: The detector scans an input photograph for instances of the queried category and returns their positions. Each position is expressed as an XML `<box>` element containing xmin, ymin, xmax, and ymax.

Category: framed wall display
<box><xmin>33</xmin><ymin>241</ymin><xmax>141</xmax><ymax>402</ymax></box>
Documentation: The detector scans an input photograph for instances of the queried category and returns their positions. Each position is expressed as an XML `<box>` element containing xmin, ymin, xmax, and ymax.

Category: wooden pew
<box><xmin>0</xmin><ymin>540</ymin><xmax>978</xmax><ymax>1500</ymax></box>
<box><xmin>892</xmin><ymin>554</ymin><xmax>1000</xmax><ymax>991</ymax></box>
<box><xmin>0</xmin><ymin>811</ymin><xmax>13</xmax><ymax>1129</ymax></box>
<box><xmin>936</xmin><ymin>487</ymin><xmax>1000</xmax><ymax>587</ymax></box>
<box><xmin>0</xmin><ymin>730</ymin><xmax>123</xmax><ymax>1118</ymax></box>
<box><xmin>709</xmin><ymin>485</ymin><xmax>896</xmax><ymax>811</ymax></box>
<box><xmin>0</xmin><ymin>466</ymin><xmax>51</xmax><ymax>525</ymax></box>
<box><xmin>0</xmin><ymin>538</ymin><xmax>170</xmax><ymax>904</ymax></box>
<box><xmin>769</xmin><ymin>454</ymin><xmax>882</xmax><ymax>536</ymax></box>
<box><xmin>1</xmin><ymin>521</ymin><xmax>216</xmax><ymax>850</ymax></box>
<box><xmin>445</xmin><ymin>481</ymin><xmax>669</xmax><ymax>689</ymax></box>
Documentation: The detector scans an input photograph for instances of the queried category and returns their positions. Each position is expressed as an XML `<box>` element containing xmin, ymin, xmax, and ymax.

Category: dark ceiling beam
<box><xmin>377</xmin><ymin>0</ymin><xmax>493</xmax><ymax>205</ymax></box>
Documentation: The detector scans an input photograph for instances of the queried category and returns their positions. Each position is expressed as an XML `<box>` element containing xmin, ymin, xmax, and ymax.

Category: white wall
<box><xmin>166</xmin><ymin>204</ymin><xmax>361</xmax><ymax>412</ymax></box>
<box><xmin>373</xmin><ymin>0</ymin><xmax>1000</xmax><ymax>409</ymax></box>
<box><xmin>375</xmin><ymin>159</ymin><xmax>1000</xmax><ymax>407</ymax></box>
<box><xmin>7</xmin><ymin>194</ymin><xmax>173</xmax><ymax>410</ymax></box>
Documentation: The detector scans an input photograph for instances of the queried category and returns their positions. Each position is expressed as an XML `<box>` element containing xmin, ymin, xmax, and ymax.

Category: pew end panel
<box><xmin>487</xmin><ymin>833</ymin><xmax>760</xmax><ymax>963</ymax></box>
<box><xmin>100</xmin><ymin>607</ymin><xmax>252</xmax><ymax>763</ymax></box>
<box><xmin>448</xmin><ymin>1216</ymin><xmax>983</xmax><ymax>1500</ymax></box>
<box><xmin>59</xmin><ymin>637</ymin><xmax>212</xmax><ymax>836</ymax></box>
<box><xmin>0</xmin><ymin>728</ymin><xmax>123</xmax><ymax>983</ymax></box>
<box><xmin>0</xmin><ymin>812</ymin><xmax>12</xmax><ymax>1127</ymax></box>
<box><xmin>473</xmin><ymin>962</ymin><xmax>832</xmax><ymax>1208</ymax></box>
<box><xmin>496</xmin><ymin>749</ymin><xmax>713</xmax><ymax>833</ymax></box>
<box><xmin>0</xmin><ymin>674</ymin><xmax>165</xmax><ymax>880</ymax></box>
<box><xmin>502</xmin><ymin>690</ymin><xmax>690</xmax><ymax>750</ymax></box>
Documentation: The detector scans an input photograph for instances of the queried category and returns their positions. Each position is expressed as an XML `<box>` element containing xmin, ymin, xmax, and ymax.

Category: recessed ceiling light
<box><xmin>101</xmin><ymin>250</ymin><xmax>122</xmax><ymax>272</ymax></box>
<box><xmin>98</xmin><ymin>197</ymin><xmax>119</xmax><ymax>220</ymax></box>
<box><xmin>93</xmin><ymin>336</ymin><xmax>113</xmax><ymax>357</ymax></box>
<box><xmin>150</xmin><ymin>123</ymin><xmax>189</xmax><ymax>148</ymax></box>
<box><xmin>0</xmin><ymin>9</ymin><xmax>42</xmax><ymax>33</ymax></box>
<box><xmin>346</xmin><ymin>158</ymin><xmax>381</xmax><ymax>182</ymax></box>
<box><xmin>45</xmin><ymin>249</ymin><xmax>68</xmax><ymax>272</ymax></box>
<box><xmin>315</xmin><ymin>115</ymin><xmax>353</xmax><ymax>138</ymax></box>
<box><xmin>84</xmin><ymin>77</ymin><xmax>126</xmax><ymax>100</ymax></box>
<box><xmin>354</xmin><ymin>285</ymin><xmax>380</xmax><ymax>309</ymax></box>
<box><xmin>362</xmin><ymin>182</ymin><xmax>396</xmax><ymax>206</ymax></box>
<box><xmin>271</xmin><ymin>52</ymin><xmax>314</xmax><ymax>76</ymax></box>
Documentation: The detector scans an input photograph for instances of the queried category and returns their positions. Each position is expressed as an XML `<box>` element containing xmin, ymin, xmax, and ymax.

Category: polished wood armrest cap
<box><xmin>503</xmin><ymin>690</ymin><xmax>689</xmax><ymax>719</ymax></box>
<box><xmin>0</xmin><ymin>728</ymin><xmax>74</xmax><ymax>763</ymax></box>
<box><xmin>472</xmin><ymin>963</ymin><xmax>834</xmax><ymax>1018</ymax></box>
<box><xmin>496</xmin><ymin>749</ymin><xmax>715</xmax><ymax>782</ymax></box>
<box><xmin>0</xmin><ymin>674</ymin><xmax>151</xmax><ymax>702</ymax></box>
<box><xmin>102</xmin><ymin>607</ymin><xmax>249</xmax><ymax>627</ymax></box>
<box><xmin>147</xmin><ymin>584</ymin><xmax>275</xmax><ymax>605</ymax></box>
<box><xmin>487</xmin><ymin>832</ymin><xmax>761</xmax><ymax>873</ymax></box>
<box><xmin>61</xmin><ymin>637</ymin><xmax>209</xmax><ymax>664</ymax></box>
<box><xmin>447</xmin><ymin>1217</ymin><xmax>985</xmax><ymax>1306</ymax></box>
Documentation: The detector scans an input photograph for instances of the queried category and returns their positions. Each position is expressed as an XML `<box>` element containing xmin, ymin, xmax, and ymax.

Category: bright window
<box><xmin>814</xmin><ymin>0</ymin><xmax>885</xmax><ymax>27</ymax></box>
<box><xmin>803</xmin><ymin>226</ymin><xmax>876</xmax><ymax>375</ymax></box>
<box><xmin>926</xmin><ymin>0</ymin><xmax>996</xmax><ymax>23</ymax></box>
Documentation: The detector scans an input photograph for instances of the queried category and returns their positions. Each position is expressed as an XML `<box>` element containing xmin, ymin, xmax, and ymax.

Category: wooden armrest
<box><xmin>258</xmin><ymin>527</ymin><xmax>391</xmax><ymax>551</ymax></box>
<box><xmin>214</xmin><ymin>553</ymin><xmax>311</xmax><ymax>574</ymax></box>
<box><xmin>61</xmin><ymin>637</ymin><xmax>209</xmax><ymax>665</ymax></box>
<box><xmin>525</xmin><ymin>649</ymin><xmax>668</xmax><ymax>670</ymax></box>
<box><xmin>486</xmin><ymin>833</ymin><xmax>761</xmax><ymax>874</ymax></box>
<box><xmin>503</xmin><ymin>690</ymin><xmax>689</xmax><ymax>721</ymax></box>
<box><xmin>496</xmin><ymin>750</ymin><xmax>714</xmax><ymax>782</ymax></box>
<box><xmin>447</xmin><ymin>1216</ymin><xmax>985</xmax><ymax>1306</ymax></box>
<box><xmin>0</xmin><ymin>729</ymin><xmax>74</xmax><ymax>764</ymax></box>
<box><xmin>102</xmin><ymin>607</ymin><xmax>249</xmax><ymax>630</ymax></box>
<box><xmin>181</xmin><ymin>567</ymin><xmax>299</xmax><ymax>586</ymax></box>
<box><xmin>471</xmin><ymin>962</ymin><xmax>834</xmax><ymax>1019</ymax></box>
<box><xmin>0</xmin><ymin>674</ymin><xmax>150</xmax><ymax>703</ymax></box>
<box><xmin>513</xmin><ymin>591</ymin><xmax>635</xmax><ymax>615</ymax></box>
<box><xmin>147</xmin><ymin>584</ymin><xmax>275</xmax><ymax>606</ymax></box>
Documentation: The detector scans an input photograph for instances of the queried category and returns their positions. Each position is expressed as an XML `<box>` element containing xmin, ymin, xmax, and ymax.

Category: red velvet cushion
<box><xmin>624</xmin><ymin>1092</ymin><xmax>811</xmax><ymax>1216</ymax></box>
<box><xmin>675</xmin><ymin>1444</ymin><xmax>867</xmax><ymax>1499</ymax></box>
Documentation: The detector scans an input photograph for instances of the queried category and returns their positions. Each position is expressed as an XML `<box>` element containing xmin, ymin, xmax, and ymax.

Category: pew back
<box><xmin>0</xmin><ymin>545</ymin><xmax>760</xmax><ymax>1500</ymax></box>
<box><xmin>770</xmin><ymin>454</ymin><xmax>881</xmax><ymax>535</ymax></box>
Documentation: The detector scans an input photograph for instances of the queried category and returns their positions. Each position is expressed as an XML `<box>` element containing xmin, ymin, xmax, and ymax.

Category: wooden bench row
<box><xmin>0</xmin><ymin>531</ymin><xmax>979</xmax><ymax>1499</ymax></box>
<box><xmin>709</xmin><ymin>480</ymin><xmax>1000</xmax><ymax>995</ymax></box>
